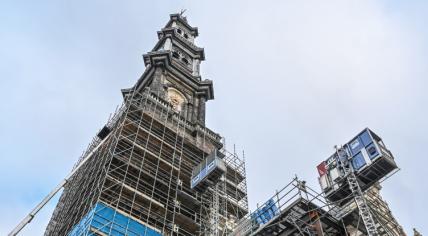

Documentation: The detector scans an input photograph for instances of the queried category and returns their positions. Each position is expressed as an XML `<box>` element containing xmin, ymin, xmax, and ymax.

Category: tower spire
<box><xmin>124</xmin><ymin>13</ymin><xmax>212</xmax><ymax>125</ymax></box>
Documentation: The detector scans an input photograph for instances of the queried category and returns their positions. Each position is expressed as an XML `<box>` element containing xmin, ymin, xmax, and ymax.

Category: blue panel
<box><xmin>251</xmin><ymin>199</ymin><xmax>279</xmax><ymax>225</ymax></box>
<box><xmin>68</xmin><ymin>202</ymin><xmax>162</xmax><ymax>236</ymax></box>
<box><xmin>352</xmin><ymin>152</ymin><xmax>366</xmax><ymax>170</ymax></box>
<box><xmin>191</xmin><ymin>160</ymin><xmax>219</xmax><ymax>189</ymax></box>
<box><xmin>359</xmin><ymin>130</ymin><xmax>373</xmax><ymax>147</ymax></box>
<box><xmin>68</xmin><ymin>205</ymin><xmax>96</xmax><ymax>235</ymax></box>
<box><xmin>191</xmin><ymin>174</ymin><xmax>200</xmax><ymax>188</ymax></box>
<box><xmin>349</xmin><ymin>138</ymin><xmax>364</xmax><ymax>156</ymax></box>
<box><xmin>200</xmin><ymin>167</ymin><xmax>207</xmax><ymax>179</ymax></box>
<box><xmin>207</xmin><ymin>160</ymin><xmax>215</xmax><ymax>170</ymax></box>
<box><xmin>366</xmin><ymin>143</ymin><xmax>379</xmax><ymax>160</ymax></box>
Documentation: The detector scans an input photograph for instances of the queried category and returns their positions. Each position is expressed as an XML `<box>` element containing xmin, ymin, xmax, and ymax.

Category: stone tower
<box><xmin>126</xmin><ymin>13</ymin><xmax>213</xmax><ymax>125</ymax></box>
<box><xmin>45</xmin><ymin>13</ymin><xmax>248</xmax><ymax>236</ymax></box>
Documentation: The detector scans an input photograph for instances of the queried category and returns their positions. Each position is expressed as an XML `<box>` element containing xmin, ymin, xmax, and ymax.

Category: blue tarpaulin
<box><xmin>68</xmin><ymin>202</ymin><xmax>162</xmax><ymax>236</ymax></box>
<box><xmin>251</xmin><ymin>199</ymin><xmax>279</xmax><ymax>225</ymax></box>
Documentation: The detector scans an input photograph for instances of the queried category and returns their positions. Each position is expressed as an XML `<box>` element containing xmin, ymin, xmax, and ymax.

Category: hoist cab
<box><xmin>318</xmin><ymin>128</ymin><xmax>398</xmax><ymax>203</ymax></box>
<box><xmin>191</xmin><ymin>149</ymin><xmax>226</xmax><ymax>192</ymax></box>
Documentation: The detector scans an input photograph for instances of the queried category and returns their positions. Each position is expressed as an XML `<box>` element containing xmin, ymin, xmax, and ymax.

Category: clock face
<box><xmin>167</xmin><ymin>88</ymin><xmax>185</xmax><ymax>112</ymax></box>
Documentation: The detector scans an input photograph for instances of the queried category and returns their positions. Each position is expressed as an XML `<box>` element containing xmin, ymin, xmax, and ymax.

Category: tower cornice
<box><xmin>134</xmin><ymin>51</ymin><xmax>214</xmax><ymax>100</ymax></box>
<box><xmin>155</xmin><ymin>28</ymin><xmax>205</xmax><ymax>61</ymax></box>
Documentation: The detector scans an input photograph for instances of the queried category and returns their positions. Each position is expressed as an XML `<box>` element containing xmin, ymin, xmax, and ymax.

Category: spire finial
<box><xmin>178</xmin><ymin>9</ymin><xmax>188</xmax><ymax>22</ymax></box>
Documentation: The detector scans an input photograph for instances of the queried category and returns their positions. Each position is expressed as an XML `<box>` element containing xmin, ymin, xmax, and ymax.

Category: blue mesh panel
<box><xmin>68</xmin><ymin>202</ymin><xmax>162</xmax><ymax>236</ymax></box>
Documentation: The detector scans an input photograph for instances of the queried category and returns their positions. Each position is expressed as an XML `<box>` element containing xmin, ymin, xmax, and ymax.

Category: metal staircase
<box><xmin>335</xmin><ymin>146</ymin><xmax>378</xmax><ymax>236</ymax></box>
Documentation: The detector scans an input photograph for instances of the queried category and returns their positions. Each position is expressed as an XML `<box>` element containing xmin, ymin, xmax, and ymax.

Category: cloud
<box><xmin>1</xmin><ymin>0</ymin><xmax>427</xmax><ymax>234</ymax></box>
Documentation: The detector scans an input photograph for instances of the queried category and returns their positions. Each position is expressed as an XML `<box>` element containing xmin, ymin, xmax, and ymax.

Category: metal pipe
<box><xmin>8</xmin><ymin>132</ymin><xmax>112</xmax><ymax>236</ymax></box>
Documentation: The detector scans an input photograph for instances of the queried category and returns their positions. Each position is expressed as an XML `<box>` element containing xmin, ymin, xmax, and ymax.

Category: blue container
<box><xmin>251</xmin><ymin>199</ymin><xmax>279</xmax><ymax>225</ymax></box>
<box><xmin>321</xmin><ymin>128</ymin><xmax>398</xmax><ymax>204</ymax></box>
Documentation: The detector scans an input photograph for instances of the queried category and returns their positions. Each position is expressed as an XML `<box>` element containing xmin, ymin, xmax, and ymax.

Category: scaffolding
<box><xmin>229</xmin><ymin>129</ymin><xmax>405</xmax><ymax>236</ymax></box>
<box><xmin>230</xmin><ymin>175</ymin><xmax>404</xmax><ymax>236</ymax></box>
<box><xmin>323</xmin><ymin>168</ymin><xmax>405</xmax><ymax>236</ymax></box>
<box><xmin>230</xmin><ymin>177</ymin><xmax>346</xmax><ymax>236</ymax></box>
<box><xmin>11</xmin><ymin>14</ymin><xmax>406</xmax><ymax>236</ymax></box>
<box><xmin>335</xmin><ymin>146</ymin><xmax>377</xmax><ymax>236</ymax></box>
<box><xmin>45</xmin><ymin>87</ymin><xmax>249</xmax><ymax>236</ymax></box>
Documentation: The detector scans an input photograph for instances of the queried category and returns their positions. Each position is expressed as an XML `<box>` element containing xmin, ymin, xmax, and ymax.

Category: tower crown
<box><xmin>165</xmin><ymin>13</ymin><xmax>199</xmax><ymax>43</ymax></box>
<box><xmin>127</xmin><ymin>13</ymin><xmax>213</xmax><ymax>125</ymax></box>
<box><xmin>147</xmin><ymin>13</ymin><xmax>205</xmax><ymax>77</ymax></box>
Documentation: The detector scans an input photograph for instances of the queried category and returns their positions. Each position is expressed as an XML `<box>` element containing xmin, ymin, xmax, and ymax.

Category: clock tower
<box><xmin>122</xmin><ymin>13</ymin><xmax>213</xmax><ymax>125</ymax></box>
<box><xmin>45</xmin><ymin>13</ymin><xmax>248</xmax><ymax>236</ymax></box>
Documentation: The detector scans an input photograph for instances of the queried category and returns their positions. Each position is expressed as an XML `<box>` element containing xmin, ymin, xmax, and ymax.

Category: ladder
<box><xmin>335</xmin><ymin>146</ymin><xmax>378</xmax><ymax>236</ymax></box>
<box><xmin>210</xmin><ymin>182</ymin><xmax>220</xmax><ymax>236</ymax></box>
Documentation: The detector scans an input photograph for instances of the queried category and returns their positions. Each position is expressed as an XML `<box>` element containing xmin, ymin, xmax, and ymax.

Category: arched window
<box><xmin>182</xmin><ymin>58</ymin><xmax>189</xmax><ymax>64</ymax></box>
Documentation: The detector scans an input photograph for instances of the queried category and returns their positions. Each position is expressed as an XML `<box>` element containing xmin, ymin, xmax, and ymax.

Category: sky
<box><xmin>1</xmin><ymin>0</ymin><xmax>427</xmax><ymax>235</ymax></box>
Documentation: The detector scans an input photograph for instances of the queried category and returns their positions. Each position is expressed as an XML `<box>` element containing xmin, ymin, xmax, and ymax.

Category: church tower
<box><xmin>45</xmin><ymin>13</ymin><xmax>248</xmax><ymax>236</ymax></box>
<box><xmin>124</xmin><ymin>13</ymin><xmax>213</xmax><ymax>126</ymax></box>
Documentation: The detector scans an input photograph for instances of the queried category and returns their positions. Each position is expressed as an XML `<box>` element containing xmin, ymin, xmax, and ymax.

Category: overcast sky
<box><xmin>1</xmin><ymin>0</ymin><xmax>427</xmax><ymax>235</ymax></box>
